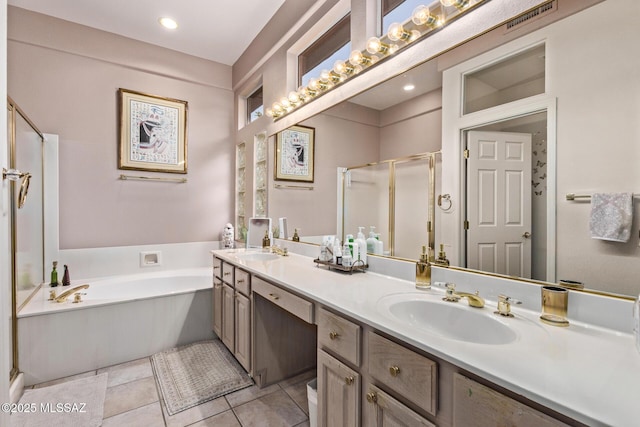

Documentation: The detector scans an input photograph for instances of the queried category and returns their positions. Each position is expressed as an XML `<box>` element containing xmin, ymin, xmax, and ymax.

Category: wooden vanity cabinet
<box><xmin>317</xmin><ymin>308</ymin><xmax>437</xmax><ymax>427</ymax></box>
<box><xmin>453</xmin><ymin>373</ymin><xmax>572</xmax><ymax>427</ymax></box>
<box><xmin>364</xmin><ymin>383</ymin><xmax>435</xmax><ymax>427</ymax></box>
<box><xmin>221</xmin><ymin>282</ymin><xmax>235</xmax><ymax>351</ymax></box>
<box><xmin>318</xmin><ymin>349</ymin><xmax>361</xmax><ymax>427</ymax></box>
<box><xmin>212</xmin><ymin>256</ymin><xmax>251</xmax><ymax>372</ymax></box>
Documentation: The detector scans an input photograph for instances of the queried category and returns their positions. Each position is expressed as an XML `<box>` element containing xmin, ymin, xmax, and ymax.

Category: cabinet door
<box><xmin>221</xmin><ymin>283</ymin><xmax>235</xmax><ymax>352</ymax></box>
<box><xmin>212</xmin><ymin>278</ymin><xmax>223</xmax><ymax>338</ymax></box>
<box><xmin>364</xmin><ymin>384</ymin><xmax>435</xmax><ymax>427</ymax></box>
<box><xmin>317</xmin><ymin>350</ymin><xmax>360</xmax><ymax>427</ymax></box>
<box><xmin>453</xmin><ymin>373</ymin><xmax>570</xmax><ymax>427</ymax></box>
<box><xmin>234</xmin><ymin>291</ymin><xmax>251</xmax><ymax>371</ymax></box>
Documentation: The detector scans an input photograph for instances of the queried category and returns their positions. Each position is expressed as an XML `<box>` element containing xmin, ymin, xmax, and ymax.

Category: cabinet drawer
<box><xmin>367</xmin><ymin>332</ymin><xmax>437</xmax><ymax>416</ymax></box>
<box><xmin>453</xmin><ymin>373</ymin><xmax>570</xmax><ymax>427</ymax></box>
<box><xmin>252</xmin><ymin>277</ymin><xmax>314</xmax><ymax>323</ymax></box>
<box><xmin>318</xmin><ymin>307</ymin><xmax>361</xmax><ymax>366</ymax></box>
<box><xmin>212</xmin><ymin>257</ymin><xmax>222</xmax><ymax>279</ymax></box>
<box><xmin>221</xmin><ymin>261</ymin><xmax>234</xmax><ymax>284</ymax></box>
<box><xmin>235</xmin><ymin>268</ymin><xmax>250</xmax><ymax>296</ymax></box>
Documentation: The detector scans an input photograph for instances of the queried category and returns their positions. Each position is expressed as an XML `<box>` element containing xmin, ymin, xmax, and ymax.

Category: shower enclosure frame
<box><xmin>6</xmin><ymin>97</ymin><xmax>45</xmax><ymax>382</ymax></box>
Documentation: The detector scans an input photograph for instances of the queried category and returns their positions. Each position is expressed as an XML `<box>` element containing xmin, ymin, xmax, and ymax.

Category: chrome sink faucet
<box><xmin>442</xmin><ymin>283</ymin><xmax>485</xmax><ymax>308</ymax></box>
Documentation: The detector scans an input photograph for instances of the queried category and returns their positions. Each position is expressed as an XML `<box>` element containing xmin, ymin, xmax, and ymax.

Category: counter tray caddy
<box><xmin>313</xmin><ymin>258</ymin><xmax>367</xmax><ymax>274</ymax></box>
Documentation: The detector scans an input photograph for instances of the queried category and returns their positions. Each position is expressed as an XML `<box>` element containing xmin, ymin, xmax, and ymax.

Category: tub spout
<box><xmin>54</xmin><ymin>284</ymin><xmax>89</xmax><ymax>303</ymax></box>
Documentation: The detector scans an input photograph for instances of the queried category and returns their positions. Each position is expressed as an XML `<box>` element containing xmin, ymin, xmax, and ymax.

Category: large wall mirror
<box><xmin>267</xmin><ymin>0</ymin><xmax>639</xmax><ymax>298</ymax></box>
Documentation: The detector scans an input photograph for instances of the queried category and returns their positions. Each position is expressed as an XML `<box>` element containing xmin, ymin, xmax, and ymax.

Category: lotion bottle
<box><xmin>374</xmin><ymin>234</ymin><xmax>383</xmax><ymax>255</ymax></box>
<box><xmin>342</xmin><ymin>243</ymin><xmax>353</xmax><ymax>267</ymax></box>
<box><xmin>366</xmin><ymin>226</ymin><xmax>377</xmax><ymax>254</ymax></box>
<box><xmin>356</xmin><ymin>227</ymin><xmax>367</xmax><ymax>265</ymax></box>
<box><xmin>346</xmin><ymin>234</ymin><xmax>358</xmax><ymax>262</ymax></box>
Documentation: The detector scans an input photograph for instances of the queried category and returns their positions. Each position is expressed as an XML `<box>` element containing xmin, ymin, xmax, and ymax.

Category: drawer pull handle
<box><xmin>223</xmin><ymin>272</ymin><xmax>231</xmax><ymax>276</ymax></box>
<box><xmin>269</xmin><ymin>293</ymin><xmax>280</xmax><ymax>300</ymax></box>
<box><xmin>389</xmin><ymin>366</ymin><xmax>401</xmax><ymax>377</ymax></box>
<box><xmin>366</xmin><ymin>392</ymin><xmax>378</xmax><ymax>403</ymax></box>
<box><xmin>329</xmin><ymin>331</ymin><xmax>340</xmax><ymax>340</ymax></box>
<box><xmin>213</xmin><ymin>266</ymin><xmax>220</xmax><ymax>270</ymax></box>
<box><xmin>345</xmin><ymin>376</ymin><xmax>354</xmax><ymax>386</ymax></box>
<box><xmin>237</xmin><ymin>279</ymin><xmax>245</xmax><ymax>284</ymax></box>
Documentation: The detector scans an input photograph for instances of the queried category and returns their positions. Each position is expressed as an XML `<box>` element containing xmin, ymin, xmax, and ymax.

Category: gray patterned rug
<box><xmin>151</xmin><ymin>340</ymin><xmax>253</xmax><ymax>415</ymax></box>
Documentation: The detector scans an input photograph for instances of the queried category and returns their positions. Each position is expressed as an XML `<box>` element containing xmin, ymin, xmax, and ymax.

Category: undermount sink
<box><xmin>236</xmin><ymin>252</ymin><xmax>281</xmax><ymax>262</ymax></box>
<box><xmin>378</xmin><ymin>293</ymin><xmax>517</xmax><ymax>345</ymax></box>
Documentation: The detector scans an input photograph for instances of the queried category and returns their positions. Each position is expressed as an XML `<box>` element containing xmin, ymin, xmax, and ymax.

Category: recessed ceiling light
<box><xmin>159</xmin><ymin>17</ymin><xmax>178</xmax><ymax>30</ymax></box>
<box><xmin>403</xmin><ymin>84</ymin><xmax>415</xmax><ymax>91</ymax></box>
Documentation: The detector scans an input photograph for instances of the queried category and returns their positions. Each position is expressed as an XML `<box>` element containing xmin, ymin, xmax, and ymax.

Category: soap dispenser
<box><xmin>374</xmin><ymin>234</ymin><xmax>383</xmax><ymax>255</ymax></box>
<box><xmin>292</xmin><ymin>228</ymin><xmax>300</xmax><ymax>242</ymax></box>
<box><xmin>262</xmin><ymin>229</ymin><xmax>271</xmax><ymax>249</ymax></box>
<box><xmin>435</xmin><ymin>244</ymin><xmax>450</xmax><ymax>267</ymax></box>
<box><xmin>366</xmin><ymin>226</ymin><xmax>377</xmax><ymax>254</ymax></box>
<box><xmin>416</xmin><ymin>245</ymin><xmax>432</xmax><ymax>290</ymax></box>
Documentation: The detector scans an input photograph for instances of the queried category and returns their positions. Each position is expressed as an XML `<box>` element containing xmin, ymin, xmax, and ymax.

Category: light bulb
<box><xmin>272</xmin><ymin>102</ymin><xmax>283</xmax><ymax>113</ymax></box>
<box><xmin>440</xmin><ymin>0</ymin><xmax>469</xmax><ymax>9</ymax></box>
<box><xmin>366</xmin><ymin>37</ymin><xmax>389</xmax><ymax>55</ymax></box>
<box><xmin>412</xmin><ymin>5</ymin><xmax>439</xmax><ymax>27</ymax></box>
<box><xmin>387</xmin><ymin>23</ymin><xmax>411</xmax><ymax>42</ymax></box>
<box><xmin>159</xmin><ymin>17</ymin><xmax>178</xmax><ymax>29</ymax></box>
<box><xmin>349</xmin><ymin>50</ymin><xmax>372</xmax><ymax>66</ymax></box>
<box><xmin>288</xmin><ymin>91</ymin><xmax>301</xmax><ymax>105</ymax></box>
<box><xmin>297</xmin><ymin>86</ymin><xmax>310</xmax><ymax>101</ymax></box>
<box><xmin>302</xmin><ymin>85</ymin><xmax>317</xmax><ymax>97</ymax></box>
<box><xmin>265</xmin><ymin>108</ymin><xmax>274</xmax><ymax>118</ymax></box>
<box><xmin>280</xmin><ymin>97</ymin><xmax>291</xmax><ymax>110</ymax></box>
<box><xmin>333</xmin><ymin>59</ymin><xmax>354</xmax><ymax>75</ymax></box>
<box><xmin>309</xmin><ymin>78</ymin><xmax>328</xmax><ymax>91</ymax></box>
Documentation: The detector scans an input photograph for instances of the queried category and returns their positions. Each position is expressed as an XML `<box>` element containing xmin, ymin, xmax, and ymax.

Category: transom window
<box><xmin>382</xmin><ymin>0</ymin><xmax>424</xmax><ymax>35</ymax></box>
<box><xmin>247</xmin><ymin>86</ymin><xmax>263</xmax><ymax>123</ymax></box>
<box><xmin>298</xmin><ymin>14</ymin><xmax>351</xmax><ymax>88</ymax></box>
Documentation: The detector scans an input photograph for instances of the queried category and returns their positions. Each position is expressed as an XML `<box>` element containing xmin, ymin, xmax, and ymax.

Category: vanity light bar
<box><xmin>266</xmin><ymin>0</ymin><xmax>486</xmax><ymax>120</ymax></box>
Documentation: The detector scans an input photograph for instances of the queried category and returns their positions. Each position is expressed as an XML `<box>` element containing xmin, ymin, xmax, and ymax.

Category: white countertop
<box><xmin>213</xmin><ymin>249</ymin><xmax>640</xmax><ymax>427</ymax></box>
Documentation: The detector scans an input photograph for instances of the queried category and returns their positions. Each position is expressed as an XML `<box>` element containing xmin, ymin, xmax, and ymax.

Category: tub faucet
<box><xmin>442</xmin><ymin>283</ymin><xmax>485</xmax><ymax>308</ymax></box>
<box><xmin>54</xmin><ymin>284</ymin><xmax>89</xmax><ymax>303</ymax></box>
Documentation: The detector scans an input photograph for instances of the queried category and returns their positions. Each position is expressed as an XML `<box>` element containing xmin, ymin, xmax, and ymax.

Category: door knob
<box><xmin>522</xmin><ymin>232</ymin><xmax>531</xmax><ymax>238</ymax></box>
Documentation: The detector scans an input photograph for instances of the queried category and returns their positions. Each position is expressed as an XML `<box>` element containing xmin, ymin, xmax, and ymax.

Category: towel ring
<box><xmin>438</xmin><ymin>194</ymin><xmax>452</xmax><ymax>211</ymax></box>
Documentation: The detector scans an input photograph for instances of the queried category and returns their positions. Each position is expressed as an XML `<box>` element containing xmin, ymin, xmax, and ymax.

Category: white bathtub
<box><xmin>18</xmin><ymin>268</ymin><xmax>214</xmax><ymax>386</ymax></box>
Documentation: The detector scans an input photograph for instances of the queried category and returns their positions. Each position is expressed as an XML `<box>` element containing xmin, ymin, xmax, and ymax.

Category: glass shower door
<box><xmin>7</xmin><ymin>100</ymin><xmax>45</xmax><ymax>380</ymax></box>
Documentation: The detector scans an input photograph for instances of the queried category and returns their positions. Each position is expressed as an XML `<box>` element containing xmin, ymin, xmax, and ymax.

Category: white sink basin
<box><xmin>378</xmin><ymin>293</ymin><xmax>517</xmax><ymax>345</ymax></box>
<box><xmin>236</xmin><ymin>252</ymin><xmax>281</xmax><ymax>262</ymax></box>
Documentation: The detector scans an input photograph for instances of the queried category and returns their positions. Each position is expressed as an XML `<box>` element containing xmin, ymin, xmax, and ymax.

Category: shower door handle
<box><xmin>2</xmin><ymin>168</ymin><xmax>32</xmax><ymax>209</ymax></box>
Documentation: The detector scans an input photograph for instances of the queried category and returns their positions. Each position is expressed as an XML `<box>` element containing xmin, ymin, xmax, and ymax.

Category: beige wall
<box><xmin>8</xmin><ymin>7</ymin><xmax>234</xmax><ymax>249</ymax></box>
<box><xmin>552</xmin><ymin>0</ymin><xmax>640</xmax><ymax>295</ymax></box>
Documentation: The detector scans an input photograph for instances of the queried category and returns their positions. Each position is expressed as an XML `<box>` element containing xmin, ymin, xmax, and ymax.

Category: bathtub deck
<box><xmin>29</xmin><ymin>355</ymin><xmax>314</xmax><ymax>426</ymax></box>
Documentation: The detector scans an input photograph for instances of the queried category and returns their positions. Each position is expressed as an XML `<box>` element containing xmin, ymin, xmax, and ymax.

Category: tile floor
<box><xmin>29</xmin><ymin>357</ymin><xmax>315</xmax><ymax>427</ymax></box>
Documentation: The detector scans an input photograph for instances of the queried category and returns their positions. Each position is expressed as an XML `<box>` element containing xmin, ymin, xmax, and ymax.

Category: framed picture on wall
<box><xmin>118</xmin><ymin>88</ymin><xmax>188</xmax><ymax>174</ymax></box>
<box><xmin>275</xmin><ymin>125</ymin><xmax>315</xmax><ymax>182</ymax></box>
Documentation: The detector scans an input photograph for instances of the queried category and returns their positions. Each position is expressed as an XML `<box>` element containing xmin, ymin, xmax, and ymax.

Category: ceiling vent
<box><xmin>505</xmin><ymin>1</ymin><xmax>557</xmax><ymax>33</ymax></box>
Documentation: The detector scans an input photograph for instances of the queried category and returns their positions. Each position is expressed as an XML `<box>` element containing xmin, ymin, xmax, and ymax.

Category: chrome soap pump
<box><xmin>416</xmin><ymin>245</ymin><xmax>432</xmax><ymax>290</ymax></box>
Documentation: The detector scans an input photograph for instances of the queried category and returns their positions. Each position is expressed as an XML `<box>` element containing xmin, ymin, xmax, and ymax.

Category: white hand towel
<box><xmin>589</xmin><ymin>193</ymin><xmax>633</xmax><ymax>242</ymax></box>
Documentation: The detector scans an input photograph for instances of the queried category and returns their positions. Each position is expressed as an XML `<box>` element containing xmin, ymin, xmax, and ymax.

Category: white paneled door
<box><xmin>466</xmin><ymin>131</ymin><xmax>532</xmax><ymax>278</ymax></box>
